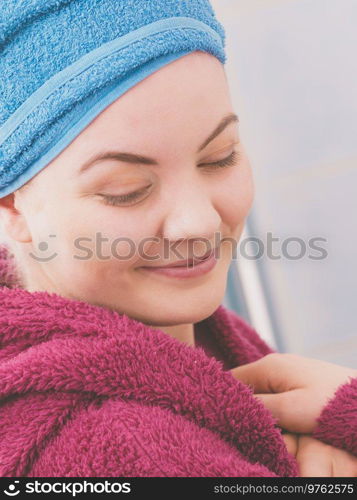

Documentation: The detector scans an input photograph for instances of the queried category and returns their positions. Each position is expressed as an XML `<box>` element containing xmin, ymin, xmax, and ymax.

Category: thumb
<box><xmin>230</xmin><ymin>358</ymin><xmax>277</xmax><ymax>393</ymax></box>
<box><xmin>254</xmin><ymin>389</ymin><xmax>314</xmax><ymax>434</ymax></box>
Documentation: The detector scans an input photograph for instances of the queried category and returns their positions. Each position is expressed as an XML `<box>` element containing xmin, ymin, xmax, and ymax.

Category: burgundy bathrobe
<box><xmin>0</xmin><ymin>243</ymin><xmax>356</xmax><ymax>477</ymax></box>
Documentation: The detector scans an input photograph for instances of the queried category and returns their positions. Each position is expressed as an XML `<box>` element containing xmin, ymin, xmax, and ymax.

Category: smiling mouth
<box><xmin>141</xmin><ymin>248</ymin><xmax>216</xmax><ymax>269</ymax></box>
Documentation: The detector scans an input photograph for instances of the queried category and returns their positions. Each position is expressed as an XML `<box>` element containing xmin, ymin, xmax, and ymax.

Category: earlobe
<box><xmin>0</xmin><ymin>193</ymin><xmax>32</xmax><ymax>243</ymax></box>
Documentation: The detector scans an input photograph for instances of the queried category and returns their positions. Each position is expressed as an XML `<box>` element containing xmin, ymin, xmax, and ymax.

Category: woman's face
<box><xmin>9</xmin><ymin>51</ymin><xmax>254</xmax><ymax>326</ymax></box>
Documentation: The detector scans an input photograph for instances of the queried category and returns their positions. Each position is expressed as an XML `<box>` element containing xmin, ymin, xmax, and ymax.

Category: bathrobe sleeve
<box><xmin>312</xmin><ymin>376</ymin><xmax>357</xmax><ymax>456</ymax></box>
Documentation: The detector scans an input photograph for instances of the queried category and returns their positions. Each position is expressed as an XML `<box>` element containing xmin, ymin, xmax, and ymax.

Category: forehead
<box><xmin>80</xmin><ymin>52</ymin><xmax>230</xmax><ymax>138</ymax></box>
<box><xmin>42</xmin><ymin>53</ymin><xmax>233</xmax><ymax>175</ymax></box>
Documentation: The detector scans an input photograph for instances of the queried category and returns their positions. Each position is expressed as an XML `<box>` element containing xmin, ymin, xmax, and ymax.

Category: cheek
<box><xmin>57</xmin><ymin>205</ymin><xmax>153</xmax><ymax>268</ymax></box>
<box><xmin>217</xmin><ymin>163</ymin><xmax>255</xmax><ymax>229</ymax></box>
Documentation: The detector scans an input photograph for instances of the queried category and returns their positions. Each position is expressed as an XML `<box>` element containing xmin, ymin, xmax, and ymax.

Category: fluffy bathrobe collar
<box><xmin>0</xmin><ymin>243</ymin><xmax>300</xmax><ymax>477</ymax></box>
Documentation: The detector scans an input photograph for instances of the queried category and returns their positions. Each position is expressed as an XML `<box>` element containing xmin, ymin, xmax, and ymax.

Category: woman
<box><xmin>0</xmin><ymin>0</ymin><xmax>356</xmax><ymax>477</ymax></box>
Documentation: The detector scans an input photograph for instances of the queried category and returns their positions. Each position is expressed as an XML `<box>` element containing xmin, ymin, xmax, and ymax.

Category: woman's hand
<box><xmin>231</xmin><ymin>353</ymin><xmax>357</xmax><ymax>433</ymax></box>
<box><xmin>282</xmin><ymin>432</ymin><xmax>357</xmax><ymax>477</ymax></box>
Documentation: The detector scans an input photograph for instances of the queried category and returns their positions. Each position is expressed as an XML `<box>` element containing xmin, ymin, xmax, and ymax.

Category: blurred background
<box><xmin>214</xmin><ymin>0</ymin><xmax>357</xmax><ymax>367</ymax></box>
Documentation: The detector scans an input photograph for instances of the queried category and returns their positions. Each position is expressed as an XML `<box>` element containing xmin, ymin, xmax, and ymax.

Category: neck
<box><xmin>154</xmin><ymin>322</ymin><xmax>195</xmax><ymax>347</ymax></box>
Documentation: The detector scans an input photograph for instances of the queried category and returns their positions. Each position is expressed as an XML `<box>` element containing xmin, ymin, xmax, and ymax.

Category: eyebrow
<box><xmin>78</xmin><ymin>112</ymin><xmax>239</xmax><ymax>174</ymax></box>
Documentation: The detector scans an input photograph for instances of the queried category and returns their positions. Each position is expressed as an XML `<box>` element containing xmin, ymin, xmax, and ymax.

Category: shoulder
<box><xmin>28</xmin><ymin>397</ymin><xmax>279</xmax><ymax>477</ymax></box>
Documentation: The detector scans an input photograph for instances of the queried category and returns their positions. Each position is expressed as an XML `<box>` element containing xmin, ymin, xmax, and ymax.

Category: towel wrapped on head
<box><xmin>0</xmin><ymin>0</ymin><xmax>226</xmax><ymax>198</ymax></box>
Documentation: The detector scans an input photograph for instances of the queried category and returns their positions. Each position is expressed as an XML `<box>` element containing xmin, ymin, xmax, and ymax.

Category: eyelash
<box><xmin>99</xmin><ymin>150</ymin><xmax>240</xmax><ymax>207</ymax></box>
<box><xmin>202</xmin><ymin>150</ymin><xmax>240</xmax><ymax>170</ymax></box>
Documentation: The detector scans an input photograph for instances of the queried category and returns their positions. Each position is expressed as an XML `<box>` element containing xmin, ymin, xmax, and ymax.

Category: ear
<box><xmin>0</xmin><ymin>192</ymin><xmax>32</xmax><ymax>243</ymax></box>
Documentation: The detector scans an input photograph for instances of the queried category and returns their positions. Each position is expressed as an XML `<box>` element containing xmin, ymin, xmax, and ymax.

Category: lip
<box><xmin>147</xmin><ymin>248</ymin><xmax>216</xmax><ymax>268</ymax></box>
<box><xmin>139</xmin><ymin>248</ymin><xmax>218</xmax><ymax>279</ymax></box>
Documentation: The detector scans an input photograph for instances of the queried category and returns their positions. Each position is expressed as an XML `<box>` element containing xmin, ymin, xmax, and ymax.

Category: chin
<box><xmin>139</xmin><ymin>293</ymin><xmax>225</xmax><ymax>327</ymax></box>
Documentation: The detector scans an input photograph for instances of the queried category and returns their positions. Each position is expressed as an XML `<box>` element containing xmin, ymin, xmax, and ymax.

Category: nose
<box><xmin>161</xmin><ymin>181</ymin><xmax>222</xmax><ymax>243</ymax></box>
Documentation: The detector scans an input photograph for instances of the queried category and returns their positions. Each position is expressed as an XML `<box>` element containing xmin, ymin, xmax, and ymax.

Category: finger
<box><xmin>296</xmin><ymin>436</ymin><xmax>333</xmax><ymax>477</ymax></box>
<box><xmin>329</xmin><ymin>448</ymin><xmax>357</xmax><ymax>477</ymax></box>
<box><xmin>231</xmin><ymin>353</ymin><xmax>304</xmax><ymax>394</ymax></box>
<box><xmin>230</xmin><ymin>359</ymin><xmax>272</xmax><ymax>393</ymax></box>
<box><xmin>254</xmin><ymin>390</ymin><xmax>315</xmax><ymax>434</ymax></box>
<box><xmin>282</xmin><ymin>432</ymin><xmax>298</xmax><ymax>456</ymax></box>
<box><xmin>299</xmin><ymin>436</ymin><xmax>357</xmax><ymax>477</ymax></box>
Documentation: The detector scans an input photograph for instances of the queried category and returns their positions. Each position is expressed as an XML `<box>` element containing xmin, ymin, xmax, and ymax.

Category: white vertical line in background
<box><xmin>211</xmin><ymin>0</ymin><xmax>279</xmax><ymax>350</ymax></box>
<box><xmin>235</xmin><ymin>227</ymin><xmax>278</xmax><ymax>350</ymax></box>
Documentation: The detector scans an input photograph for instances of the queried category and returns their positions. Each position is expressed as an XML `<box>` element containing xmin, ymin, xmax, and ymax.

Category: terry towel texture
<box><xmin>0</xmin><ymin>0</ymin><xmax>226</xmax><ymax>197</ymax></box>
<box><xmin>0</xmin><ymin>243</ymin><xmax>356</xmax><ymax>477</ymax></box>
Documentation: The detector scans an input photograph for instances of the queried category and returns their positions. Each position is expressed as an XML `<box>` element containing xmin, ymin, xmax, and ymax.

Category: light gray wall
<box><xmin>215</xmin><ymin>0</ymin><xmax>357</xmax><ymax>367</ymax></box>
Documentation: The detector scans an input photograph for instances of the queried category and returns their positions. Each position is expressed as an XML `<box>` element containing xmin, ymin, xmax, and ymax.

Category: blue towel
<box><xmin>0</xmin><ymin>0</ymin><xmax>226</xmax><ymax>197</ymax></box>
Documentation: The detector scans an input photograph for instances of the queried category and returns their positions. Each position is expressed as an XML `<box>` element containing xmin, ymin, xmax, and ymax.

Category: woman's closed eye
<box><xmin>199</xmin><ymin>149</ymin><xmax>240</xmax><ymax>170</ymax></box>
<box><xmin>97</xmin><ymin>149</ymin><xmax>241</xmax><ymax>207</ymax></box>
<box><xmin>98</xmin><ymin>186</ymin><xmax>152</xmax><ymax>206</ymax></box>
